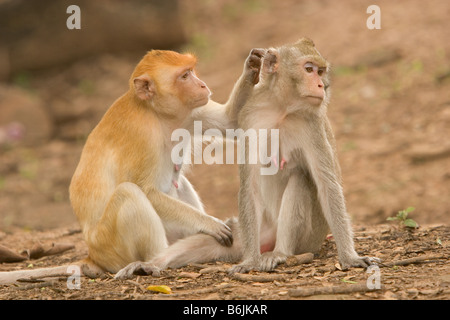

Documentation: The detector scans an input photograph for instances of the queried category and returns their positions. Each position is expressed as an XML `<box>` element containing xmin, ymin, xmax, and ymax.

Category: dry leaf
<box><xmin>178</xmin><ymin>272</ymin><xmax>201</xmax><ymax>279</ymax></box>
<box><xmin>146</xmin><ymin>285</ymin><xmax>172</xmax><ymax>294</ymax></box>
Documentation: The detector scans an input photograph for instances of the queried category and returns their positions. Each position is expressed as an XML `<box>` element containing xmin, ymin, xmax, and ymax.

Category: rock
<box><xmin>0</xmin><ymin>0</ymin><xmax>186</xmax><ymax>80</ymax></box>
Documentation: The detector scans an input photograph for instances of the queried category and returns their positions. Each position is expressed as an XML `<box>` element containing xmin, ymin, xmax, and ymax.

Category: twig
<box><xmin>16</xmin><ymin>273</ymin><xmax>72</xmax><ymax>283</ymax></box>
<box><xmin>289</xmin><ymin>283</ymin><xmax>383</xmax><ymax>297</ymax></box>
<box><xmin>166</xmin><ymin>283</ymin><xmax>234</xmax><ymax>298</ymax></box>
<box><xmin>381</xmin><ymin>254</ymin><xmax>445</xmax><ymax>267</ymax></box>
<box><xmin>126</xmin><ymin>279</ymin><xmax>146</xmax><ymax>293</ymax></box>
<box><xmin>62</xmin><ymin>229</ymin><xmax>82</xmax><ymax>236</ymax></box>
<box><xmin>232</xmin><ymin>273</ymin><xmax>286</xmax><ymax>283</ymax></box>
<box><xmin>15</xmin><ymin>281</ymin><xmax>56</xmax><ymax>290</ymax></box>
<box><xmin>284</xmin><ymin>253</ymin><xmax>314</xmax><ymax>267</ymax></box>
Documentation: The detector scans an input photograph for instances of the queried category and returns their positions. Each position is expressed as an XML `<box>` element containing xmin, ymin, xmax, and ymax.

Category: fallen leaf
<box><xmin>215</xmin><ymin>282</ymin><xmax>230</xmax><ymax>289</ymax></box>
<box><xmin>146</xmin><ymin>285</ymin><xmax>172</xmax><ymax>294</ymax></box>
<box><xmin>178</xmin><ymin>272</ymin><xmax>201</xmax><ymax>279</ymax></box>
<box><xmin>199</xmin><ymin>266</ymin><xmax>227</xmax><ymax>274</ymax></box>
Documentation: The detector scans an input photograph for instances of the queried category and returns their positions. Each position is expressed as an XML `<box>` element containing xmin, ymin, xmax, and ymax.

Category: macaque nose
<box><xmin>318</xmin><ymin>79</ymin><xmax>324</xmax><ymax>88</ymax></box>
<box><xmin>199</xmin><ymin>80</ymin><xmax>207</xmax><ymax>89</ymax></box>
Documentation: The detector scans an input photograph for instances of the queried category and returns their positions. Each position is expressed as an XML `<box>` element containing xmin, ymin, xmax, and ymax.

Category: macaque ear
<box><xmin>263</xmin><ymin>49</ymin><xmax>279</xmax><ymax>74</ymax></box>
<box><xmin>133</xmin><ymin>74</ymin><xmax>155</xmax><ymax>101</ymax></box>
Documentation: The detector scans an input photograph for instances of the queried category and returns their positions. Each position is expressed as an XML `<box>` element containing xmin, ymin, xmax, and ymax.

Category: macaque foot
<box><xmin>228</xmin><ymin>261</ymin><xmax>255</xmax><ymax>274</ymax></box>
<box><xmin>259</xmin><ymin>251</ymin><xmax>287</xmax><ymax>271</ymax></box>
<box><xmin>229</xmin><ymin>252</ymin><xmax>287</xmax><ymax>274</ymax></box>
<box><xmin>114</xmin><ymin>261</ymin><xmax>161</xmax><ymax>280</ymax></box>
<box><xmin>340</xmin><ymin>255</ymin><xmax>381</xmax><ymax>270</ymax></box>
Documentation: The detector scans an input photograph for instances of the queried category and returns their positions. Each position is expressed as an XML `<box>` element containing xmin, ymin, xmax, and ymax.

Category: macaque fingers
<box><xmin>246</xmin><ymin>48</ymin><xmax>265</xmax><ymax>84</ymax></box>
<box><xmin>202</xmin><ymin>220</ymin><xmax>233</xmax><ymax>247</ymax></box>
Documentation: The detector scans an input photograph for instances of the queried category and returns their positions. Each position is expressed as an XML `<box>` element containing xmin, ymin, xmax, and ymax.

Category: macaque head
<box><xmin>261</xmin><ymin>38</ymin><xmax>330</xmax><ymax>106</ymax></box>
<box><xmin>130</xmin><ymin>50</ymin><xmax>211</xmax><ymax>112</ymax></box>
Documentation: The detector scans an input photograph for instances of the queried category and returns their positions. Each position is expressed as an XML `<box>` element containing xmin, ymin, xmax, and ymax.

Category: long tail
<box><xmin>0</xmin><ymin>258</ymin><xmax>104</xmax><ymax>285</ymax></box>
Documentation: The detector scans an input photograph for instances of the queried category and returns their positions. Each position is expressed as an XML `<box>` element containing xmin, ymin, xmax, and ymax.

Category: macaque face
<box><xmin>174</xmin><ymin>67</ymin><xmax>211</xmax><ymax>109</ymax></box>
<box><xmin>131</xmin><ymin>50</ymin><xmax>211</xmax><ymax>110</ymax></box>
<box><xmin>298</xmin><ymin>59</ymin><xmax>327</xmax><ymax>105</ymax></box>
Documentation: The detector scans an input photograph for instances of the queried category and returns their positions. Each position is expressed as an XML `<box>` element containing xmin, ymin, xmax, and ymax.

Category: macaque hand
<box><xmin>200</xmin><ymin>216</ymin><xmax>233</xmax><ymax>247</ymax></box>
<box><xmin>244</xmin><ymin>48</ymin><xmax>265</xmax><ymax>85</ymax></box>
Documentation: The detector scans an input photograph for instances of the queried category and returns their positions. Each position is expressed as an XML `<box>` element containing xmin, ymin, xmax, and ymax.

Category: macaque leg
<box><xmin>260</xmin><ymin>174</ymin><xmax>303</xmax><ymax>269</ymax></box>
<box><xmin>150</xmin><ymin>176</ymin><xmax>241</xmax><ymax>269</ymax></box>
<box><xmin>259</xmin><ymin>172</ymin><xmax>328</xmax><ymax>271</ymax></box>
<box><xmin>150</xmin><ymin>218</ymin><xmax>242</xmax><ymax>269</ymax></box>
<box><xmin>88</xmin><ymin>183</ymin><xmax>167</xmax><ymax>277</ymax></box>
<box><xmin>280</xmin><ymin>174</ymin><xmax>328</xmax><ymax>249</ymax></box>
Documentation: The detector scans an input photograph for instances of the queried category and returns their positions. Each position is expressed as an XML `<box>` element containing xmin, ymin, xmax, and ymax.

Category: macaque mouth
<box><xmin>305</xmin><ymin>95</ymin><xmax>324</xmax><ymax>100</ymax></box>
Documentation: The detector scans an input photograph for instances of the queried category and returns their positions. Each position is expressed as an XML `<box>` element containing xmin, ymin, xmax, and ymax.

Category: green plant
<box><xmin>387</xmin><ymin>207</ymin><xmax>418</xmax><ymax>228</ymax></box>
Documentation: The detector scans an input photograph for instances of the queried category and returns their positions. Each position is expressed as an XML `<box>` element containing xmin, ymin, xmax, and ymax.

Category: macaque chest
<box><xmin>157</xmin><ymin>153</ymin><xmax>182</xmax><ymax>194</ymax></box>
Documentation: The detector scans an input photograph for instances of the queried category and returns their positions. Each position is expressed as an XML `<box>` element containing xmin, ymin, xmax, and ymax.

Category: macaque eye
<box><xmin>304</xmin><ymin>62</ymin><xmax>315</xmax><ymax>73</ymax></box>
<box><xmin>181</xmin><ymin>70</ymin><xmax>191</xmax><ymax>80</ymax></box>
<box><xmin>318</xmin><ymin>69</ymin><xmax>325</xmax><ymax>76</ymax></box>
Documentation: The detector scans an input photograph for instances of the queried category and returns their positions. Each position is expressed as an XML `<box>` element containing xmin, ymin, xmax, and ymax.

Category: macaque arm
<box><xmin>229</xmin><ymin>166</ymin><xmax>261</xmax><ymax>273</ymax></box>
<box><xmin>225</xmin><ymin>48</ymin><xmax>265</xmax><ymax>124</ymax></box>
<box><xmin>146</xmin><ymin>185</ymin><xmax>233</xmax><ymax>247</ymax></box>
<box><xmin>301</xmin><ymin>121</ymin><xmax>358</xmax><ymax>263</ymax></box>
<box><xmin>324</xmin><ymin>117</ymin><xmax>342</xmax><ymax>182</ymax></box>
<box><xmin>187</xmin><ymin>49</ymin><xmax>264</xmax><ymax>134</ymax></box>
<box><xmin>188</xmin><ymin>100</ymin><xmax>232</xmax><ymax>134</ymax></box>
<box><xmin>185</xmin><ymin>49</ymin><xmax>264</xmax><ymax>134</ymax></box>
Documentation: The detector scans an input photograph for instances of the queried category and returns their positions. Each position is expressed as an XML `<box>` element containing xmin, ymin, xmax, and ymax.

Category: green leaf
<box><xmin>405</xmin><ymin>207</ymin><xmax>415</xmax><ymax>213</ymax></box>
<box><xmin>340</xmin><ymin>279</ymin><xmax>358</xmax><ymax>284</ymax></box>
<box><xmin>397</xmin><ymin>211</ymin><xmax>407</xmax><ymax>220</ymax></box>
<box><xmin>403</xmin><ymin>219</ymin><xmax>418</xmax><ymax>228</ymax></box>
<box><xmin>387</xmin><ymin>217</ymin><xmax>398</xmax><ymax>221</ymax></box>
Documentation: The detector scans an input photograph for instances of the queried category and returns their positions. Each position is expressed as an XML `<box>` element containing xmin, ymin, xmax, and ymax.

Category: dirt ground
<box><xmin>0</xmin><ymin>0</ymin><xmax>449</xmax><ymax>301</ymax></box>
<box><xmin>0</xmin><ymin>224</ymin><xmax>449</xmax><ymax>301</ymax></box>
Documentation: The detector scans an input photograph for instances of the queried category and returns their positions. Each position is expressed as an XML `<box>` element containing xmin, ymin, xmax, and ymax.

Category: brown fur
<box><xmin>69</xmin><ymin>49</ymin><xmax>264</xmax><ymax>278</ymax></box>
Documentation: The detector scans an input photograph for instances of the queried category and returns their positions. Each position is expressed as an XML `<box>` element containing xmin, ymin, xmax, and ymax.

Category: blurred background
<box><xmin>0</xmin><ymin>0</ymin><xmax>449</xmax><ymax>232</ymax></box>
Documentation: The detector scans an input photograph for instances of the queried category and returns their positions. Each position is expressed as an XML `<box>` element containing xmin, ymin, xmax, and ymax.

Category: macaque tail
<box><xmin>0</xmin><ymin>258</ymin><xmax>104</xmax><ymax>285</ymax></box>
